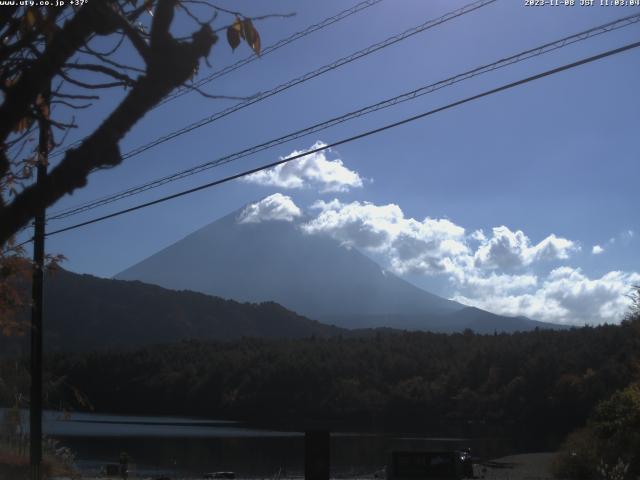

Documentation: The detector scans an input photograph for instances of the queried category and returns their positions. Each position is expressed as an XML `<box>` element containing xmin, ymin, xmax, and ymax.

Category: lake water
<box><xmin>1</xmin><ymin>409</ymin><xmax>506</xmax><ymax>477</ymax></box>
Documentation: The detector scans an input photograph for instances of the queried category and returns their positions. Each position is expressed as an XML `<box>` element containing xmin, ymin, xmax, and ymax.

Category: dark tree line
<box><xmin>19</xmin><ymin>316</ymin><xmax>638</xmax><ymax>450</ymax></box>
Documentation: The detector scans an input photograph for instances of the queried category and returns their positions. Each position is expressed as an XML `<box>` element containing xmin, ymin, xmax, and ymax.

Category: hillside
<box><xmin>0</xmin><ymin>267</ymin><xmax>560</xmax><ymax>356</ymax></box>
<box><xmin>43</xmin><ymin>320</ymin><xmax>640</xmax><ymax>442</ymax></box>
<box><xmin>3</xmin><ymin>269</ymin><xmax>345</xmax><ymax>353</ymax></box>
<box><xmin>116</xmin><ymin>205</ymin><xmax>554</xmax><ymax>332</ymax></box>
<box><xmin>324</xmin><ymin>307</ymin><xmax>561</xmax><ymax>333</ymax></box>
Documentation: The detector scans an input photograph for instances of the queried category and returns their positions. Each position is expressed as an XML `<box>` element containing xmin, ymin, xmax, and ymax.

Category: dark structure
<box><xmin>305</xmin><ymin>430</ymin><xmax>330</xmax><ymax>480</ymax></box>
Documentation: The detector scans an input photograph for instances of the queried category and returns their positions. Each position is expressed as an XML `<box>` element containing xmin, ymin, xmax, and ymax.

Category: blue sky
<box><xmin>30</xmin><ymin>0</ymin><xmax>640</xmax><ymax>325</ymax></box>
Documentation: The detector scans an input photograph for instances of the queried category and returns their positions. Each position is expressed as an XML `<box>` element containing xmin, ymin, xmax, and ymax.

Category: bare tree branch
<box><xmin>63</xmin><ymin>63</ymin><xmax>136</xmax><ymax>86</ymax></box>
<box><xmin>78</xmin><ymin>44</ymin><xmax>145</xmax><ymax>73</ymax></box>
<box><xmin>0</xmin><ymin>1</ymin><xmax>118</xmax><ymax>150</ymax></box>
<box><xmin>0</xmin><ymin>0</ymin><xmax>218</xmax><ymax>245</ymax></box>
<box><xmin>51</xmin><ymin>100</ymin><xmax>93</xmax><ymax>110</ymax></box>
<box><xmin>52</xmin><ymin>92</ymin><xmax>100</xmax><ymax>100</ymax></box>
<box><xmin>110</xmin><ymin>10</ymin><xmax>151</xmax><ymax>63</ymax></box>
<box><xmin>187</xmin><ymin>84</ymin><xmax>258</xmax><ymax>101</ymax></box>
<box><xmin>81</xmin><ymin>31</ymin><xmax>126</xmax><ymax>57</ymax></box>
<box><xmin>58</xmin><ymin>70</ymin><xmax>130</xmax><ymax>90</ymax></box>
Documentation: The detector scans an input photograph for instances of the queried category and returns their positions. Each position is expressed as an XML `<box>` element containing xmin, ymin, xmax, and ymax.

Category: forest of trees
<box><xmin>552</xmin><ymin>381</ymin><xmax>640</xmax><ymax>478</ymax></box>
<box><xmin>11</xmin><ymin>316</ymin><xmax>632</xmax><ymax>450</ymax></box>
<box><xmin>1</xmin><ymin>296</ymin><xmax>638</xmax><ymax>477</ymax></box>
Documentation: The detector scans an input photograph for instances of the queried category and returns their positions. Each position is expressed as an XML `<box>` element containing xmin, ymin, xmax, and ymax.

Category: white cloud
<box><xmin>243</xmin><ymin>141</ymin><xmax>363</xmax><ymax>193</ymax></box>
<box><xmin>453</xmin><ymin>267</ymin><xmax>640</xmax><ymax>325</ymax></box>
<box><xmin>236</xmin><ymin>194</ymin><xmax>635</xmax><ymax>326</ymax></box>
<box><xmin>301</xmin><ymin>198</ymin><xmax>638</xmax><ymax>325</ymax></box>
<box><xmin>303</xmin><ymin>200</ymin><xmax>581</xmax><ymax>280</ymax></box>
<box><xmin>608</xmin><ymin>230</ymin><xmax>635</xmax><ymax>247</ymax></box>
<box><xmin>303</xmin><ymin>199</ymin><xmax>468</xmax><ymax>275</ymax></box>
<box><xmin>473</xmin><ymin>226</ymin><xmax>578</xmax><ymax>270</ymax></box>
<box><xmin>460</xmin><ymin>272</ymin><xmax>538</xmax><ymax>297</ymax></box>
<box><xmin>471</xmin><ymin>229</ymin><xmax>486</xmax><ymax>242</ymax></box>
<box><xmin>238</xmin><ymin>193</ymin><xmax>302</xmax><ymax>224</ymax></box>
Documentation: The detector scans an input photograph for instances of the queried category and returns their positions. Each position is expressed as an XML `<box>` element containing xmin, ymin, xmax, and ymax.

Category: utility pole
<box><xmin>30</xmin><ymin>86</ymin><xmax>49</xmax><ymax>480</ymax></box>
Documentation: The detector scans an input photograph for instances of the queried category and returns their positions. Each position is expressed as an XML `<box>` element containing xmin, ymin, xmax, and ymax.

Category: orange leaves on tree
<box><xmin>25</xmin><ymin>9</ymin><xmax>37</xmax><ymax>28</ymax></box>
<box><xmin>19</xmin><ymin>7</ymin><xmax>43</xmax><ymax>37</ymax></box>
<box><xmin>226</xmin><ymin>17</ymin><xmax>242</xmax><ymax>51</ymax></box>
<box><xmin>0</xmin><ymin>252</ymin><xmax>31</xmax><ymax>337</ymax></box>
<box><xmin>144</xmin><ymin>0</ymin><xmax>154</xmax><ymax>17</ymax></box>
<box><xmin>226</xmin><ymin>16</ymin><xmax>261</xmax><ymax>56</ymax></box>
<box><xmin>13</xmin><ymin>117</ymin><xmax>32</xmax><ymax>134</ymax></box>
<box><xmin>242</xmin><ymin>18</ymin><xmax>261</xmax><ymax>56</ymax></box>
<box><xmin>4</xmin><ymin>74</ymin><xmax>20</xmax><ymax>89</ymax></box>
<box><xmin>35</xmin><ymin>93</ymin><xmax>50</xmax><ymax>120</ymax></box>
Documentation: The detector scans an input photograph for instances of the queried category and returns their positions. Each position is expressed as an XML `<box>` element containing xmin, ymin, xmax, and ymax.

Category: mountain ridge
<box><xmin>38</xmin><ymin>269</ymin><xmax>346</xmax><ymax>352</ymax></box>
<box><xmin>115</xmin><ymin>203</ymin><xmax>560</xmax><ymax>332</ymax></box>
<box><xmin>116</xmin><ymin>208</ymin><xmax>465</xmax><ymax>318</ymax></box>
<box><xmin>1</xmin><ymin>268</ymin><xmax>563</xmax><ymax>356</ymax></box>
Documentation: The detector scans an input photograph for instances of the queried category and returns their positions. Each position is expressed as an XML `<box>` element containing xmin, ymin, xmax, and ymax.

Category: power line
<box><xmin>51</xmin><ymin>0</ymin><xmax>385</xmax><ymax>157</ymax></box>
<box><xmin>43</xmin><ymin>39</ymin><xmax>640</xmax><ymax>238</ymax></box>
<box><xmin>49</xmin><ymin>0</ymin><xmax>496</xmax><ymax>164</ymax></box>
<box><xmin>48</xmin><ymin>0</ymin><xmax>497</xmax><ymax>219</ymax></box>
<box><xmin>121</xmin><ymin>0</ymin><xmax>496</xmax><ymax>160</ymax></box>
<box><xmin>159</xmin><ymin>0</ymin><xmax>384</xmax><ymax>106</ymax></box>
<box><xmin>48</xmin><ymin>11</ymin><xmax>638</xmax><ymax>220</ymax></box>
<box><xmin>47</xmin><ymin>12</ymin><xmax>640</xmax><ymax>221</ymax></box>
<box><xmin>0</xmin><ymin>236</ymin><xmax>34</xmax><ymax>256</ymax></box>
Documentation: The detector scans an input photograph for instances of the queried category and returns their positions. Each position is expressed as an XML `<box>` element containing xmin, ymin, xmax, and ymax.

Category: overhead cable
<box><xmin>44</xmin><ymin>39</ymin><xmax>640</xmax><ymax>238</ymax></box>
<box><xmin>49</xmin><ymin>0</ymin><xmax>496</xmax><ymax>163</ymax></box>
<box><xmin>47</xmin><ymin>12</ymin><xmax>640</xmax><ymax>221</ymax></box>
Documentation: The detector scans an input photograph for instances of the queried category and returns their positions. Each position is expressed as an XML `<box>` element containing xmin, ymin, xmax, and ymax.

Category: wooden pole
<box><xmin>305</xmin><ymin>430</ymin><xmax>330</xmax><ymax>480</ymax></box>
<box><xmin>30</xmin><ymin>88</ymin><xmax>49</xmax><ymax>480</ymax></box>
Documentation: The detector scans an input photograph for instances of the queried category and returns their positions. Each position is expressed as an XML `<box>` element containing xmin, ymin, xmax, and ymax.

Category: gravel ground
<box><xmin>478</xmin><ymin>452</ymin><xmax>555</xmax><ymax>480</ymax></box>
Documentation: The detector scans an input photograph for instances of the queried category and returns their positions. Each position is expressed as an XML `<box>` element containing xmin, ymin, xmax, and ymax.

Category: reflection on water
<box><xmin>43</xmin><ymin>411</ymin><xmax>295</xmax><ymax>438</ymax></box>
<box><xmin>63</xmin><ymin>434</ymin><xmax>485</xmax><ymax>478</ymax></box>
<box><xmin>1</xmin><ymin>409</ymin><xmax>510</xmax><ymax>477</ymax></box>
<box><xmin>65</xmin><ymin>435</ymin><xmax>305</xmax><ymax>478</ymax></box>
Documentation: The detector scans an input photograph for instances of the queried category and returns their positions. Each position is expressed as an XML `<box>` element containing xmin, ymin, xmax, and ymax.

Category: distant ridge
<box><xmin>116</xmin><ymin>203</ymin><xmax>562</xmax><ymax>333</ymax></box>
<box><xmin>0</xmin><ymin>269</ymin><xmax>564</xmax><ymax>356</ymax></box>
<box><xmin>325</xmin><ymin>307</ymin><xmax>562</xmax><ymax>333</ymax></box>
<box><xmin>117</xmin><ymin>207</ymin><xmax>462</xmax><ymax>320</ymax></box>
<box><xmin>36</xmin><ymin>269</ymin><xmax>345</xmax><ymax>352</ymax></box>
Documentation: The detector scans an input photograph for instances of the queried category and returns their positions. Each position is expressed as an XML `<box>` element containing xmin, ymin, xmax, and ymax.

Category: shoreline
<box><xmin>47</xmin><ymin>452</ymin><xmax>556</xmax><ymax>480</ymax></box>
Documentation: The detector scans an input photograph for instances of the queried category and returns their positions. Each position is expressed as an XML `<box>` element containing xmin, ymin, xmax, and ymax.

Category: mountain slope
<box><xmin>324</xmin><ymin>307</ymin><xmax>563</xmax><ymax>333</ymax></box>
<box><xmin>115</xmin><ymin>205</ymin><xmax>554</xmax><ymax>332</ymax></box>
<box><xmin>37</xmin><ymin>269</ymin><xmax>344</xmax><ymax>351</ymax></box>
<box><xmin>116</xmin><ymin>209</ymin><xmax>463</xmax><ymax>321</ymax></box>
<box><xmin>439</xmin><ymin>307</ymin><xmax>564</xmax><ymax>333</ymax></box>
